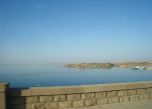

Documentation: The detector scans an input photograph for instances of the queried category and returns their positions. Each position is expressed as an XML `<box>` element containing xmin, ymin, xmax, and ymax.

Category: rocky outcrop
<box><xmin>64</xmin><ymin>62</ymin><xmax>152</xmax><ymax>70</ymax></box>
<box><xmin>64</xmin><ymin>63</ymin><xmax>115</xmax><ymax>69</ymax></box>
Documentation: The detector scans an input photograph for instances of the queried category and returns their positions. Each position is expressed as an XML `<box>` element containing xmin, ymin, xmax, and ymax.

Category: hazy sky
<box><xmin>0</xmin><ymin>0</ymin><xmax>152</xmax><ymax>64</ymax></box>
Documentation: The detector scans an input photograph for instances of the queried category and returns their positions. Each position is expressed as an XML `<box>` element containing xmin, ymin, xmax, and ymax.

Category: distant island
<box><xmin>64</xmin><ymin>62</ymin><xmax>152</xmax><ymax>70</ymax></box>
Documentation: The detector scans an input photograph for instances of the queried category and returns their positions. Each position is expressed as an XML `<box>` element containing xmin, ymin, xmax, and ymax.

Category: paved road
<box><xmin>67</xmin><ymin>100</ymin><xmax>152</xmax><ymax>109</ymax></box>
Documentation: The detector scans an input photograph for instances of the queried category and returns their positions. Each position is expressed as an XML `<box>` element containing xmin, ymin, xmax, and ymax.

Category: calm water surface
<box><xmin>0</xmin><ymin>64</ymin><xmax>152</xmax><ymax>88</ymax></box>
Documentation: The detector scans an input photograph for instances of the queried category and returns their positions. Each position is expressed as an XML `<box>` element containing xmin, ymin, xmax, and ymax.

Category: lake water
<box><xmin>0</xmin><ymin>64</ymin><xmax>152</xmax><ymax>88</ymax></box>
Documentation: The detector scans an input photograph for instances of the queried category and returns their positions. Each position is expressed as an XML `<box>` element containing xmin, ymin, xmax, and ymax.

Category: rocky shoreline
<box><xmin>64</xmin><ymin>62</ymin><xmax>152</xmax><ymax>70</ymax></box>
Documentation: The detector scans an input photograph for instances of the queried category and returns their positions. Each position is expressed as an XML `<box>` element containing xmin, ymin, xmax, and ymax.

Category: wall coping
<box><xmin>0</xmin><ymin>83</ymin><xmax>8</xmax><ymax>92</ymax></box>
<box><xmin>8</xmin><ymin>81</ymin><xmax>152</xmax><ymax>97</ymax></box>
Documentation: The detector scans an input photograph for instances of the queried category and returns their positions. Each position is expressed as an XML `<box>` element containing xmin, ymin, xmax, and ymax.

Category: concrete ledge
<box><xmin>30</xmin><ymin>81</ymin><xmax>152</xmax><ymax>96</ymax></box>
<box><xmin>8</xmin><ymin>81</ymin><xmax>152</xmax><ymax>97</ymax></box>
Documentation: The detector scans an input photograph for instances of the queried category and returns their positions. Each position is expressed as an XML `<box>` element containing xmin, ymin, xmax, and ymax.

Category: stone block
<box><xmin>95</xmin><ymin>92</ymin><xmax>106</xmax><ymax>99</ymax></box>
<box><xmin>97</xmin><ymin>98</ymin><xmax>109</xmax><ymax>105</ymax></box>
<box><xmin>54</xmin><ymin>95</ymin><xmax>66</xmax><ymax>102</ymax></box>
<box><xmin>26</xmin><ymin>104</ymin><xmax>32</xmax><ymax>109</ymax></box>
<box><xmin>109</xmin><ymin>97</ymin><xmax>119</xmax><ymax>103</ymax></box>
<box><xmin>26</xmin><ymin>96</ymin><xmax>38</xmax><ymax>103</ymax></box>
<box><xmin>118</xmin><ymin>90</ymin><xmax>128</xmax><ymax>96</ymax></box>
<box><xmin>120</xmin><ymin>96</ymin><xmax>130</xmax><ymax>102</ymax></box>
<box><xmin>149</xmin><ymin>94</ymin><xmax>152</xmax><ymax>99</ymax></box>
<box><xmin>107</xmin><ymin>91</ymin><xmax>118</xmax><ymax>98</ymax></box>
<box><xmin>0</xmin><ymin>93</ymin><xmax>6</xmax><ymax>109</ymax></box>
<box><xmin>130</xmin><ymin>95</ymin><xmax>140</xmax><ymax>101</ymax></box>
<box><xmin>81</xmin><ymin>93</ymin><xmax>95</xmax><ymax>100</ymax></box>
<box><xmin>21</xmin><ymin>89</ymin><xmax>32</xmax><ymax>96</ymax></box>
<box><xmin>0</xmin><ymin>83</ymin><xmax>8</xmax><ymax>109</ymax></box>
<box><xmin>147</xmin><ymin>88</ymin><xmax>152</xmax><ymax>94</ymax></box>
<box><xmin>128</xmin><ymin>89</ymin><xmax>137</xmax><ymax>95</ymax></box>
<box><xmin>139</xmin><ymin>94</ymin><xmax>149</xmax><ymax>100</ymax></box>
<box><xmin>73</xmin><ymin>100</ymin><xmax>84</xmax><ymax>107</ymax></box>
<box><xmin>137</xmin><ymin>89</ymin><xmax>146</xmax><ymax>94</ymax></box>
<box><xmin>39</xmin><ymin>96</ymin><xmax>54</xmax><ymax>102</ymax></box>
<box><xmin>31</xmin><ymin>103</ymin><xmax>45</xmax><ymax>109</ymax></box>
<box><xmin>67</xmin><ymin>94</ymin><xmax>81</xmax><ymax>101</ymax></box>
<box><xmin>85</xmin><ymin>99</ymin><xmax>96</xmax><ymax>106</ymax></box>
<box><xmin>45</xmin><ymin>103</ymin><xmax>58</xmax><ymax>109</ymax></box>
<box><xmin>58</xmin><ymin>101</ymin><xmax>72</xmax><ymax>108</ymax></box>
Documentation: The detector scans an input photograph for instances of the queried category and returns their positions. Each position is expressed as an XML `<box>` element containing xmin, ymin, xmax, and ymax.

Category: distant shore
<box><xmin>64</xmin><ymin>62</ymin><xmax>152</xmax><ymax>70</ymax></box>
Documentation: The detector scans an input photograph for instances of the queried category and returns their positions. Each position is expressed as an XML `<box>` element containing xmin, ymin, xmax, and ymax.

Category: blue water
<box><xmin>0</xmin><ymin>64</ymin><xmax>152</xmax><ymax>88</ymax></box>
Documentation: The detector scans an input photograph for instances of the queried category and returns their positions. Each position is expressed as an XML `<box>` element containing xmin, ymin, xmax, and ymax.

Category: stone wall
<box><xmin>0</xmin><ymin>83</ymin><xmax>8</xmax><ymax>109</ymax></box>
<box><xmin>3</xmin><ymin>81</ymin><xmax>152</xmax><ymax>109</ymax></box>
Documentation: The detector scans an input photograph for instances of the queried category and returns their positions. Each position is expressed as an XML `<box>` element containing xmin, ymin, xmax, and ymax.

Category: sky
<box><xmin>0</xmin><ymin>0</ymin><xmax>152</xmax><ymax>64</ymax></box>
